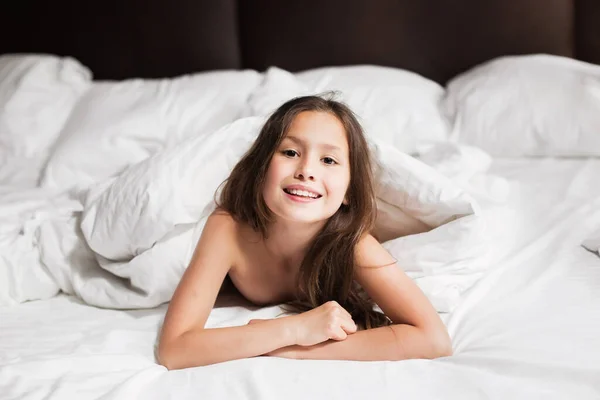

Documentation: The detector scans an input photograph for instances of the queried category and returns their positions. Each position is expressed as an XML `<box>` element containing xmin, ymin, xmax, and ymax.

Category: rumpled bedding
<box><xmin>0</xmin><ymin>54</ymin><xmax>91</xmax><ymax>187</ymax></box>
<box><xmin>0</xmin><ymin>55</ymin><xmax>515</xmax><ymax>314</ymax></box>
<box><xmin>0</xmin><ymin>116</ymin><xmax>503</xmax><ymax>312</ymax></box>
<box><xmin>3</xmin><ymin>158</ymin><xmax>599</xmax><ymax>400</ymax></box>
<box><xmin>583</xmin><ymin>227</ymin><xmax>600</xmax><ymax>256</ymax></box>
<box><xmin>3</xmin><ymin>51</ymin><xmax>600</xmax><ymax>400</ymax></box>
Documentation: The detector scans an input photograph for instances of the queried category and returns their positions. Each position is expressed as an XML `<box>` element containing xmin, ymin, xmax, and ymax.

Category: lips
<box><xmin>283</xmin><ymin>185</ymin><xmax>323</xmax><ymax>199</ymax></box>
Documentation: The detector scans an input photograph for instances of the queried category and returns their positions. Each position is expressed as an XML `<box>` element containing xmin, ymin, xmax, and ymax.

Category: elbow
<box><xmin>157</xmin><ymin>343</ymin><xmax>176</xmax><ymax>371</ymax></box>
<box><xmin>389</xmin><ymin>325</ymin><xmax>453</xmax><ymax>360</ymax></box>
<box><xmin>430</xmin><ymin>330</ymin><xmax>453</xmax><ymax>359</ymax></box>
<box><xmin>157</xmin><ymin>334</ymin><xmax>213</xmax><ymax>370</ymax></box>
<box><xmin>157</xmin><ymin>339</ymin><xmax>190</xmax><ymax>371</ymax></box>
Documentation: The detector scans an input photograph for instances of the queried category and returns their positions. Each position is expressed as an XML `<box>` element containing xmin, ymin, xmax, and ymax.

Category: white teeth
<box><xmin>287</xmin><ymin>188</ymin><xmax>319</xmax><ymax>198</ymax></box>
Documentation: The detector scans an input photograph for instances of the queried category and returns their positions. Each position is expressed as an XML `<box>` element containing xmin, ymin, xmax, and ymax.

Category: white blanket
<box><xmin>583</xmin><ymin>227</ymin><xmax>600</xmax><ymax>256</ymax></box>
<box><xmin>75</xmin><ymin>116</ymin><xmax>497</xmax><ymax>312</ymax></box>
<box><xmin>2</xmin><ymin>158</ymin><xmax>599</xmax><ymax>400</ymax></box>
<box><xmin>1</xmin><ymin>117</ymin><xmax>503</xmax><ymax>312</ymax></box>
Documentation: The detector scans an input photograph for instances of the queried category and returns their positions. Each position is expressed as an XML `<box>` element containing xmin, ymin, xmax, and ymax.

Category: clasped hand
<box><xmin>247</xmin><ymin>300</ymin><xmax>357</xmax><ymax>358</ymax></box>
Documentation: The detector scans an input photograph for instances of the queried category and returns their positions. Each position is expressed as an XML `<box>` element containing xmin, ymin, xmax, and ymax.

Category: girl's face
<box><xmin>263</xmin><ymin>111</ymin><xmax>351</xmax><ymax>225</ymax></box>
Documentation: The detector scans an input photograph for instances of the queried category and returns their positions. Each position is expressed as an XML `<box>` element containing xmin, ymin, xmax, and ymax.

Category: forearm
<box><xmin>287</xmin><ymin>324</ymin><xmax>451</xmax><ymax>361</ymax></box>
<box><xmin>159</xmin><ymin>317</ymin><xmax>295</xmax><ymax>369</ymax></box>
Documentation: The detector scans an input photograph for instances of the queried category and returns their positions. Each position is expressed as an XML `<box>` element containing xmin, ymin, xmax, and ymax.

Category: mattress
<box><xmin>2</xmin><ymin>157</ymin><xmax>600</xmax><ymax>400</ymax></box>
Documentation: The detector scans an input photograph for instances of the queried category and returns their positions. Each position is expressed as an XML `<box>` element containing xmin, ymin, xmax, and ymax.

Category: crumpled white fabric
<box><xmin>72</xmin><ymin>116</ymin><xmax>497</xmax><ymax>312</ymax></box>
<box><xmin>0</xmin><ymin>54</ymin><xmax>92</xmax><ymax>187</ymax></box>
<box><xmin>0</xmin><ymin>188</ymin><xmax>84</xmax><ymax>305</ymax></box>
<box><xmin>40</xmin><ymin>70</ymin><xmax>262</xmax><ymax>191</ymax></box>
<box><xmin>582</xmin><ymin>227</ymin><xmax>600</xmax><ymax>256</ymax></box>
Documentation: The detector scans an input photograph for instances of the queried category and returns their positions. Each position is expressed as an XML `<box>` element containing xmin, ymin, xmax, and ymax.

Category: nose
<box><xmin>294</xmin><ymin>159</ymin><xmax>315</xmax><ymax>181</ymax></box>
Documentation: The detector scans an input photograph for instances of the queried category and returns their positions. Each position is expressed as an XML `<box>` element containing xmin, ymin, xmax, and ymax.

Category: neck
<box><xmin>263</xmin><ymin>219</ymin><xmax>326</xmax><ymax>269</ymax></box>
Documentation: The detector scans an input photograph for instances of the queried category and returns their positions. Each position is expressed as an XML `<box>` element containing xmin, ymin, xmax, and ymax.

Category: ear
<box><xmin>342</xmin><ymin>196</ymin><xmax>349</xmax><ymax>206</ymax></box>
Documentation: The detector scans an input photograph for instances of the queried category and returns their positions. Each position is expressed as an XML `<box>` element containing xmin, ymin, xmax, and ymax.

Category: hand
<box><xmin>246</xmin><ymin>319</ymin><xmax>296</xmax><ymax>358</ymax></box>
<box><xmin>290</xmin><ymin>301</ymin><xmax>357</xmax><ymax>347</ymax></box>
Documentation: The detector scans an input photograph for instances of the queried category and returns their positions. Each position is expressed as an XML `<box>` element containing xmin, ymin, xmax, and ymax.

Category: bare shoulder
<box><xmin>207</xmin><ymin>208</ymin><xmax>237</xmax><ymax>230</ymax></box>
<box><xmin>204</xmin><ymin>209</ymin><xmax>257</xmax><ymax>263</ymax></box>
<box><xmin>353</xmin><ymin>233</ymin><xmax>442</xmax><ymax>329</ymax></box>
<box><xmin>202</xmin><ymin>208</ymin><xmax>241</xmax><ymax>244</ymax></box>
<box><xmin>354</xmin><ymin>233</ymin><xmax>396</xmax><ymax>269</ymax></box>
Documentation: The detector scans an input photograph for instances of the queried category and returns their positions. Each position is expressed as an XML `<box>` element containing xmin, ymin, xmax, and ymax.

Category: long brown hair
<box><xmin>216</xmin><ymin>94</ymin><xmax>391</xmax><ymax>329</ymax></box>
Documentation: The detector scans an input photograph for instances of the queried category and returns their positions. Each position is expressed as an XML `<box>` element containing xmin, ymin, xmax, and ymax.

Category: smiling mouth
<box><xmin>283</xmin><ymin>188</ymin><xmax>322</xmax><ymax>199</ymax></box>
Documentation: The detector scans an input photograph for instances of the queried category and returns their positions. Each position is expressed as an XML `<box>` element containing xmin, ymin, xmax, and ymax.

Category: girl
<box><xmin>157</xmin><ymin>95</ymin><xmax>452</xmax><ymax>369</ymax></box>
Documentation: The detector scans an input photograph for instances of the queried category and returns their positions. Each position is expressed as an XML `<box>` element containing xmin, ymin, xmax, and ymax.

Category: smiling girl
<box><xmin>157</xmin><ymin>95</ymin><xmax>452</xmax><ymax>369</ymax></box>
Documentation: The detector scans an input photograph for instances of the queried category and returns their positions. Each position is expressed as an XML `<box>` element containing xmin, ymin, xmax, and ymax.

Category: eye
<box><xmin>322</xmin><ymin>157</ymin><xmax>338</xmax><ymax>165</ymax></box>
<box><xmin>282</xmin><ymin>149</ymin><xmax>299</xmax><ymax>157</ymax></box>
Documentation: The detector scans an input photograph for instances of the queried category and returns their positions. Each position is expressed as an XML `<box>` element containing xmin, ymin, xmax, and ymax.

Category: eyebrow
<box><xmin>284</xmin><ymin>135</ymin><xmax>343</xmax><ymax>153</ymax></box>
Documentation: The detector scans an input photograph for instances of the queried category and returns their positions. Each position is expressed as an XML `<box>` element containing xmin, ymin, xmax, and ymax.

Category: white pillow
<box><xmin>245</xmin><ymin>66</ymin><xmax>449</xmax><ymax>154</ymax></box>
<box><xmin>442</xmin><ymin>54</ymin><xmax>600</xmax><ymax>157</ymax></box>
<box><xmin>0</xmin><ymin>54</ymin><xmax>92</xmax><ymax>187</ymax></box>
<box><xmin>41</xmin><ymin>70</ymin><xmax>262</xmax><ymax>190</ymax></box>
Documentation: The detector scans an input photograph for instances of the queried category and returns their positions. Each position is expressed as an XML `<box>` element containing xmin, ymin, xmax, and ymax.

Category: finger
<box><xmin>329</xmin><ymin>325</ymin><xmax>348</xmax><ymax>341</ymax></box>
<box><xmin>330</xmin><ymin>301</ymin><xmax>352</xmax><ymax>321</ymax></box>
<box><xmin>341</xmin><ymin>306</ymin><xmax>353</xmax><ymax>321</ymax></box>
<box><xmin>340</xmin><ymin>317</ymin><xmax>358</xmax><ymax>334</ymax></box>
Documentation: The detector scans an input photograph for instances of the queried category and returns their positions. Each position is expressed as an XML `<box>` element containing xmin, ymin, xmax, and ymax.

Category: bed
<box><xmin>2</xmin><ymin>1</ymin><xmax>600</xmax><ymax>399</ymax></box>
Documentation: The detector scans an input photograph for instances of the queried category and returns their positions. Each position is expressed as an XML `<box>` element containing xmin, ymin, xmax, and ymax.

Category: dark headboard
<box><xmin>2</xmin><ymin>0</ymin><xmax>599</xmax><ymax>83</ymax></box>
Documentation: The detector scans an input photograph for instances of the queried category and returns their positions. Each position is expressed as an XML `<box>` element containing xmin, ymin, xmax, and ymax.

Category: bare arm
<box><xmin>161</xmin><ymin>317</ymin><xmax>298</xmax><ymax>369</ymax></box>
<box><xmin>158</xmin><ymin>212</ymin><xmax>359</xmax><ymax>369</ymax></box>
<box><xmin>157</xmin><ymin>212</ymin><xmax>296</xmax><ymax>369</ymax></box>
<box><xmin>274</xmin><ymin>324</ymin><xmax>436</xmax><ymax>361</ymax></box>
<box><xmin>269</xmin><ymin>234</ymin><xmax>452</xmax><ymax>361</ymax></box>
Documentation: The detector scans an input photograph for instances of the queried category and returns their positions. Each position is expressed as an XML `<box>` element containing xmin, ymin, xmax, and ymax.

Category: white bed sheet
<box><xmin>1</xmin><ymin>158</ymin><xmax>600</xmax><ymax>400</ymax></box>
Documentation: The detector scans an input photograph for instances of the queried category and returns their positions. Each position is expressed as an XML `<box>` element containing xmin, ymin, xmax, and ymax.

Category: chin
<box><xmin>281</xmin><ymin>212</ymin><xmax>327</xmax><ymax>225</ymax></box>
<box><xmin>268</xmin><ymin>206</ymin><xmax>326</xmax><ymax>225</ymax></box>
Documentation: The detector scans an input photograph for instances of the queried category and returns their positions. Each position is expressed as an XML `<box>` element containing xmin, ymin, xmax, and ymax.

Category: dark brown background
<box><xmin>1</xmin><ymin>0</ymin><xmax>598</xmax><ymax>83</ymax></box>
